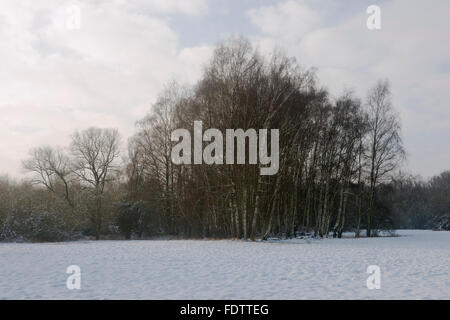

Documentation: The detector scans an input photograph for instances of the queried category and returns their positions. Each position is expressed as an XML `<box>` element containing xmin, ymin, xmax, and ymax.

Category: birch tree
<box><xmin>365</xmin><ymin>80</ymin><xmax>405</xmax><ymax>237</ymax></box>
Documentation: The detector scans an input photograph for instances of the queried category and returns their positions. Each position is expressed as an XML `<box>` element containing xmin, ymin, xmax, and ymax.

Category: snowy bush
<box><xmin>429</xmin><ymin>214</ymin><xmax>450</xmax><ymax>231</ymax></box>
<box><xmin>0</xmin><ymin>209</ymin><xmax>74</xmax><ymax>242</ymax></box>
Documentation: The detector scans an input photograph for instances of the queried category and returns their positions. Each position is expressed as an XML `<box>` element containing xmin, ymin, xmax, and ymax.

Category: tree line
<box><xmin>0</xmin><ymin>38</ymin><xmax>447</xmax><ymax>242</ymax></box>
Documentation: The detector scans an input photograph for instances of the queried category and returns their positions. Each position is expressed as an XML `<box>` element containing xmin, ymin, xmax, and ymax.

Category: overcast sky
<box><xmin>1</xmin><ymin>0</ymin><xmax>449</xmax><ymax>179</ymax></box>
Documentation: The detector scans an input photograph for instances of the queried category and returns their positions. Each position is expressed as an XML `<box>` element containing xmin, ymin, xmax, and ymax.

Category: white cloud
<box><xmin>0</xmin><ymin>0</ymin><xmax>213</xmax><ymax>177</ymax></box>
<box><xmin>249</xmin><ymin>0</ymin><xmax>450</xmax><ymax>177</ymax></box>
<box><xmin>249</xmin><ymin>0</ymin><xmax>321</xmax><ymax>40</ymax></box>
<box><xmin>124</xmin><ymin>0</ymin><xmax>208</xmax><ymax>16</ymax></box>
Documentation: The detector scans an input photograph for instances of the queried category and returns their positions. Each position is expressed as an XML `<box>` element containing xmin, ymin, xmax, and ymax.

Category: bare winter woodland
<box><xmin>1</xmin><ymin>38</ymin><xmax>449</xmax><ymax>242</ymax></box>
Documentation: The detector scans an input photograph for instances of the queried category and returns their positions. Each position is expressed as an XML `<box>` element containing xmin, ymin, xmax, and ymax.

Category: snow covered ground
<box><xmin>0</xmin><ymin>230</ymin><xmax>448</xmax><ymax>299</ymax></box>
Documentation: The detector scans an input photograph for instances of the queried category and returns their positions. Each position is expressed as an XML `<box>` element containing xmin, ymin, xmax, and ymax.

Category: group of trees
<box><xmin>0</xmin><ymin>128</ymin><xmax>121</xmax><ymax>241</ymax></box>
<box><xmin>126</xmin><ymin>38</ymin><xmax>406</xmax><ymax>239</ymax></box>
<box><xmin>382</xmin><ymin>171</ymin><xmax>450</xmax><ymax>230</ymax></box>
<box><xmin>0</xmin><ymin>38</ymin><xmax>447</xmax><ymax>242</ymax></box>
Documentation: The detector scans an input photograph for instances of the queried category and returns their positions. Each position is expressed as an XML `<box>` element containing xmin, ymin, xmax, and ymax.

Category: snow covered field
<box><xmin>0</xmin><ymin>230</ymin><xmax>449</xmax><ymax>299</ymax></box>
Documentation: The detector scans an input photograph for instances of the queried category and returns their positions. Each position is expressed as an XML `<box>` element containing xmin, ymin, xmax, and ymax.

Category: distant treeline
<box><xmin>0</xmin><ymin>38</ymin><xmax>448</xmax><ymax>242</ymax></box>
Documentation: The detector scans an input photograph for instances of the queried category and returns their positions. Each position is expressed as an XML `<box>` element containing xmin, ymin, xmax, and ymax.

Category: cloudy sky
<box><xmin>1</xmin><ymin>0</ymin><xmax>449</xmax><ymax>179</ymax></box>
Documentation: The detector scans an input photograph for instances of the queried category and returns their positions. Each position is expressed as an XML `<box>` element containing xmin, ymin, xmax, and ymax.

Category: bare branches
<box><xmin>71</xmin><ymin>127</ymin><xmax>121</xmax><ymax>192</ymax></box>
<box><xmin>364</xmin><ymin>80</ymin><xmax>405</xmax><ymax>236</ymax></box>
<box><xmin>22</xmin><ymin>146</ymin><xmax>73</xmax><ymax>206</ymax></box>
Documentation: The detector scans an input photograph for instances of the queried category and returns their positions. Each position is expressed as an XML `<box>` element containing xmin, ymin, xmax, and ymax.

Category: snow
<box><xmin>0</xmin><ymin>230</ymin><xmax>449</xmax><ymax>299</ymax></box>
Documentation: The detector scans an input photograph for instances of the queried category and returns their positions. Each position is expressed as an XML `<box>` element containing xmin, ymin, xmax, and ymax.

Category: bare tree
<box><xmin>23</xmin><ymin>146</ymin><xmax>73</xmax><ymax>207</ymax></box>
<box><xmin>364</xmin><ymin>80</ymin><xmax>405</xmax><ymax>237</ymax></box>
<box><xmin>71</xmin><ymin>127</ymin><xmax>121</xmax><ymax>239</ymax></box>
